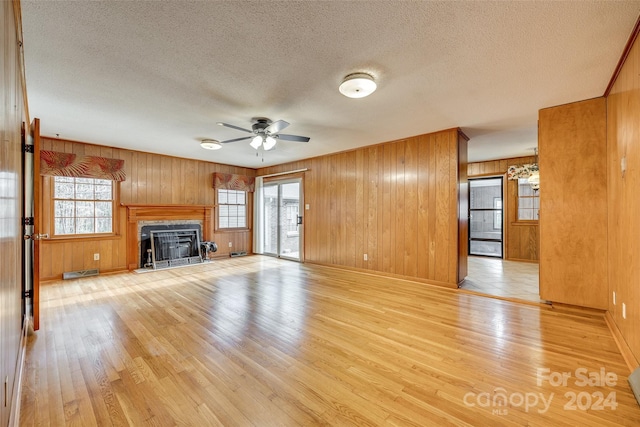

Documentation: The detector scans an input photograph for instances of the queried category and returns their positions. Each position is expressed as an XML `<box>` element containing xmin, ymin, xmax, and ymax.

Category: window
<box><xmin>493</xmin><ymin>197</ymin><xmax>502</xmax><ymax>230</ymax></box>
<box><xmin>517</xmin><ymin>178</ymin><xmax>539</xmax><ymax>221</ymax></box>
<box><xmin>218</xmin><ymin>189</ymin><xmax>247</xmax><ymax>229</ymax></box>
<box><xmin>53</xmin><ymin>177</ymin><xmax>114</xmax><ymax>235</ymax></box>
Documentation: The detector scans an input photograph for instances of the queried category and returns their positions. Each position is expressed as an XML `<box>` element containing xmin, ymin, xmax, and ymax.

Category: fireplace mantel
<box><xmin>124</xmin><ymin>204</ymin><xmax>213</xmax><ymax>270</ymax></box>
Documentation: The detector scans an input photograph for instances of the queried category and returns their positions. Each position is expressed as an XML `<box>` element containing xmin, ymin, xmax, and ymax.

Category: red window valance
<box><xmin>212</xmin><ymin>172</ymin><xmax>255</xmax><ymax>192</ymax></box>
<box><xmin>40</xmin><ymin>150</ymin><xmax>126</xmax><ymax>182</ymax></box>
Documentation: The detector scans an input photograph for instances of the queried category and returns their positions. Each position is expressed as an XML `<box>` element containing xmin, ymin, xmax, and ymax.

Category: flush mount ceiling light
<box><xmin>200</xmin><ymin>139</ymin><xmax>222</xmax><ymax>150</ymax></box>
<box><xmin>339</xmin><ymin>73</ymin><xmax>377</xmax><ymax>98</ymax></box>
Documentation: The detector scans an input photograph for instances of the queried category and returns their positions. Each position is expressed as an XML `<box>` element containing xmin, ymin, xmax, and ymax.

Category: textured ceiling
<box><xmin>21</xmin><ymin>1</ymin><xmax>640</xmax><ymax>168</ymax></box>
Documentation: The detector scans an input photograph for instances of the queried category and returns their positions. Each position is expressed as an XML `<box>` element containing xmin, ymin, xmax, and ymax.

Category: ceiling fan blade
<box><xmin>277</xmin><ymin>134</ymin><xmax>310</xmax><ymax>143</ymax></box>
<box><xmin>217</xmin><ymin>122</ymin><xmax>253</xmax><ymax>134</ymax></box>
<box><xmin>265</xmin><ymin>120</ymin><xmax>289</xmax><ymax>134</ymax></box>
<box><xmin>220</xmin><ymin>136</ymin><xmax>252</xmax><ymax>144</ymax></box>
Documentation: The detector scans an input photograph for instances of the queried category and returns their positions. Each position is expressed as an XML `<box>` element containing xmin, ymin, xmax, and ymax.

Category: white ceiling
<box><xmin>21</xmin><ymin>1</ymin><xmax>640</xmax><ymax>168</ymax></box>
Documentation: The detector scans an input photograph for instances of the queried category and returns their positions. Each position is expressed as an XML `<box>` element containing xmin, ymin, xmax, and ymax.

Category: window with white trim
<box><xmin>218</xmin><ymin>189</ymin><xmax>247</xmax><ymax>229</ymax></box>
<box><xmin>517</xmin><ymin>178</ymin><xmax>539</xmax><ymax>221</ymax></box>
<box><xmin>53</xmin><ymin>177</ymin><xmax>114</xmax><ymax>235</ymax></box>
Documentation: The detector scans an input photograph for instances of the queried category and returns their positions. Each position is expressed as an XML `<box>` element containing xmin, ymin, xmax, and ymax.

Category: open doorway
<box><xmin>462</xmin><ymin>161</ymin><xmax>541</xmax><ymax>303</ymax></box>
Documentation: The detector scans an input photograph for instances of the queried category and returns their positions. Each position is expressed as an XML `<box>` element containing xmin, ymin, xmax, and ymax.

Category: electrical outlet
<box><xmin>613</xmin><ymin>291</ymin><xmax>616</xmax><ymax>305</ymax></box>
<box><xmin>93</xmin><ymin>253</ymin><xmax>99</xmax><ymax>261</ymax></box>
<box><xmin>228</xmin><ymin>242</ymin><xmax>233</xmax><ymax>248</ymax></box>
<box><xmin>363</xmin><ymin>254</ymin><xmax>368</xmax><ymax>261</ymax></box>
<box><xmin>622</xmin><ymin>303</ymin><xmax>626</xmax><ymax>320</ymax></box>
<box><xmin>305</xmin><ymin>204</ymin><xmax>310</xmax><ymax>210</ymax></box>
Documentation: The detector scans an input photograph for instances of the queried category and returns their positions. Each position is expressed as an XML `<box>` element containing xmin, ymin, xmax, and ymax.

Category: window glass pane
<box><xmin>54</xmin><ymin>182</ymin><xmax>74</xmax><ymax>199</ymax></box>
<box><xmin>238</xmin><ymin>217</ymin><xmax>246</xmax><ymax>228</ymax></box>
<box><xmin>55</xmin><ymin>176</ymin><xmax>73</xmax><ymax>183</ymax></box>
<box><xmin>55</xmin><ymin>218</ymin><xmax>75</xmax><ymax>234</ymax></box>
<box><xmin>519</xmin><ymin>209</ymin><xmax>533</xmax><ymax>220</ymax></box>
<box><xmin>75</xmin><ymin>183</ymin><xmax>95</xmax><ymax>200</ymax></box>
<box><xmin>219</xmin><ymin>205</ymin><xmax>228</xmax><ymax>216</ymax></box>
<box><xmin>76</xmin><ymin>218</ymin><xmax>94</xmax><ymax>234</ymax></box>
<box><xmin>55</xmin><ymin>200</ymin><xmax>74</xmax><ymax>218</ymax></box>
<box><xmin>219</xmin><ymin>217</ymin><xmax>229</xmax><ymax>228</ymax></box>
<box><xmin>95</xmin><ymin>185</ymin><xmax>112</xmax><ymax>200</ymax></box>
<box><xmin>76</xmin><ymin>201</ymin><xmax>94</xmax><ymax>217</ymax></box>
<box><xmin>95</xmin><ymin>201</ymin><xmax>112</xmax><ymax>217</ymax></box>
<box><xmin>94</xmin><ymin>179</ymin><xmax>111</xmax><ymax>186</ymax></box>
<box><xmin>237</xmin><ymin>192</ymin><xmax>245</xmax><ymax>204</ymax></box>
<box><xmin>218</xmin><ymin>190</ymin><xmax>228</xmax><ymax>204</ymax></box>
<box><xmin>228</xmin><ymin>217</ymin><xmax>238</xmax><ymax>228</ymax></box>
<box><xmin>96</xmin><ymin>218</ymin><xmax>112</xmax><ymax>233</ymax></box>
<box><xmin>76</xmin><ymin>178</ymin><xmax>93</xmax><ymax>184</ymax></box>
<box><xmin>228</xmin><ymin>191</ymin><xmax>237</xmax><ymax>204</ymax></box>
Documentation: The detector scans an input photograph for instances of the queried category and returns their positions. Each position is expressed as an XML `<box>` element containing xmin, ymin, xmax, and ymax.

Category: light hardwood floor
<box><xmin>20</xmin><ymin>256</ymin><xmax>640</xmax><ymax>426</ymax></box>
<box><xmin>462</xmin><ymin>257</ymin><xmax>541</xmax><ymax>303</ymax></box>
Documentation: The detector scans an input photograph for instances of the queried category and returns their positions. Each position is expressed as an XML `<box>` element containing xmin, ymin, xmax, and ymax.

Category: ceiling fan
<box><xmin>216</xmin><ymin>117</ymin><xmax>310</xmax><ymax>151</ymax></box>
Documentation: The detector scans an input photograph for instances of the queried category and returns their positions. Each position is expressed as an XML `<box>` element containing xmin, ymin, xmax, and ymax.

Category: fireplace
<box><xmin>140</xmin><ymin>224</ymin><xmax>203</xmax><ymax>269</ymax></box>
<box><xmin>125</xmin><ymin>204</ymin><xmax>213</xmax><ymax>271</ymax></box>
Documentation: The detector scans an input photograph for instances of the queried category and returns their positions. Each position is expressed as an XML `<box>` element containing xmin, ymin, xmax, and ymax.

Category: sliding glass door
<box><xmin>469</xmin><ymin>177</ymin><xmax>503</xmax><ymax>258</ymax></box>
<box><xmin>263</xmin><ymin>179</ymin><xmax>302</xmax><ymax>261</ymax></box>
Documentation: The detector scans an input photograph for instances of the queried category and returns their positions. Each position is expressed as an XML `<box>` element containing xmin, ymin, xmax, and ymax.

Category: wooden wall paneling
<box><xmin>381</xmin><ymin>143</ymin><xmax>392</xmax><ymax>273</ymax></box>
<box><xmin>434</xmin><ymin>132</ymin><xmax>450</xmax><ymax>283</ymax></box>
<box><xmin>538</xmin><ymin>97</ymin><xmax>608</xmax><ymax>310</ymax></box>
<box><xmin>355</xmin><ymin>151</ymin><xmax>364</xmax><ymax>269</ymax></box>
<box><xmin>367</xmin><ymin>146</ymin><xmax>379</xmax><ymax>271</ymax></box>
<box><xmin>388</xmin><ymin>142</ymin><xmax>397</xmax><ymax>274</ymax></box>
<box><xmin>395</xmin><ymin>140</ymin><xmax>406</xmax><ymax>276</ymax></box>
<box><xmin>345</xmin><ymin>151</ymin><xmax>357</xmax><ymax>268</ymax></box>
<box><xmin>416</xmin><ymin>135</ymin><xmax>429</xmax><ymax>280</ymax></box>
<box><xmin>254</xmin><ymin>129</ymin><xmax>463</xmax><ymax>288</ymax></box>
<box><xmin>405</xmin><ymin>137</ymin><xmax>418</xmax><ymax>278</ymax></box>
<box><xmin>427</xmin><ymin>134</ymin><xmax>437</xmax><ymax>281</ymax></box>
<box><xmin>457</xmin><ymin>131</ymin><xmax>469</xmax><ymax>283</ymax></box>
<box><xmin>448</xmin><ymin>131</ymin><xmax>459</xmax><ymax>283</ymax></box>
<box><xmin>607</xmin><ymin>29</ymin><xmax>640</xmax><ymax>365</ymax></box>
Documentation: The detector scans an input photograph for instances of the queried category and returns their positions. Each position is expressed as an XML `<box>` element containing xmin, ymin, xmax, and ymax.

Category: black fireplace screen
<box><xmin>140</xmin><ymin>224</ymin><xmax>203</xmax><ymax>269</ymax></box>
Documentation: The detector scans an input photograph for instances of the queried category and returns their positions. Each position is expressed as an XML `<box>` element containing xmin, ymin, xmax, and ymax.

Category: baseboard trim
<box><xmin>605</xmin><ymin>310</ymin><xmax>639</xmax><ymax>373</ymax></box>
<box><xmin>304</xmin><ymin>260</ymin><xmax>458</xmax><ymax>289</ymax></box>
<box><xmin>8</xmin><ymin>315</ymin><xmax>30</xmax><ymax>427</ymax></box>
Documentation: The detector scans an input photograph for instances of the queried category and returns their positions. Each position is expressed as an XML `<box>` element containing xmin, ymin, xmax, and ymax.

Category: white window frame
<box><xmin>52</xmin><ymin>176</ymin><xmax>115</xmax><ymax>236</ymax></box>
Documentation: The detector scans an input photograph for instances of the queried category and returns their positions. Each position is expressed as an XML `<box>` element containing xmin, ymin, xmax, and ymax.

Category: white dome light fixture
<box><xmin>339</xmin><ymin>73</ymin><xmax>377</xmax><ymax>98</ymax></box>
<box><xmin>200</xmin><ymin>139</ymin><xmax>222</xmax><ymax>150</ymax></box>
<box><xmin>263</xmin><ymin>136</ymin><xmax>277</xmax><ymax>151</ymax></box>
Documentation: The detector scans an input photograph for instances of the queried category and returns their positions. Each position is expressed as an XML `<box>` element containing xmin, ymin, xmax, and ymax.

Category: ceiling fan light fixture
<box><xmin>339</xmin><ymin>72</ymin><xmax>377</xmax><ymax>98</ymax></box>
<box><xmin>200</xmin><ymin>139</ymin><xmax>222</xmax><ymax>150</ymax></box>
<box><xmin>250</xmin><ymin>135</ymin><xmax>263</xmax><ymax>149</ymax></box>
<box><xmin>263</xmin><ymin>136</ymin><xmax>277</xmax><ymax>151</ymax></box>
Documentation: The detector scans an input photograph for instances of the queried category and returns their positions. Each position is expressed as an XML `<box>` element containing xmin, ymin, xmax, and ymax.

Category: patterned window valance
<box><xmin>40</xmin><ymin>150</ymin><xmax>126</xmax><ymax>181</ymax></box>
<box><xmin>213</xmin><ymin>172</ymin><xmax>255</xmax><ymax>192</ymax></box>
<box><xmin>507</xmin><ymin>163</ymin><xmax>538</xmax><ymax>180</ymax></box>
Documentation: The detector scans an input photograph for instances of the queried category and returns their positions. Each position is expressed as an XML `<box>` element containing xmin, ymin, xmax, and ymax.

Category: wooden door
<box><xmin>27</xmin><ymin>118</ymin><xmax>41</xmax><ymax>330</ymax></box>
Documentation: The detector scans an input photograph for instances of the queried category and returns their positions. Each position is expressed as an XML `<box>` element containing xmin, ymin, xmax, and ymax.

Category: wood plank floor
<box><xmin>462</xmin><ymin>257</ymin><xmax>541</xmax><ymax>303</ymax></box>
<box><xmin>20</xmin><ymin>256</ymin><xmax>640</xmax><ymax>426</ymax></box>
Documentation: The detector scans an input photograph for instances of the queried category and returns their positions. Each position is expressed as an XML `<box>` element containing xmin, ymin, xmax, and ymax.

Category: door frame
<box><xmin>468</xmin><ymin>175</ymin><xmax>504</xmax><ymax>259</ymax></box>
<box><xmin>262</xmin><ymin>176</ymin><xmax>304</xmax><ymax>261</ymax></box>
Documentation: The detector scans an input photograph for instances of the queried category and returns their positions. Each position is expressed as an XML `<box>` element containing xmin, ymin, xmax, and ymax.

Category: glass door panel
<box><xmin>262</xmin><ymin>179</ymin><xmax>302</xmax><ymax>261</ymax></box>
<box><xmin>469</xmin><ymin>177</ymin><xmax>503</xmax><ymax>258</ymax></box>
<box><xmin>263</xmin><ymin>184</ymin><xmax>278</xmax><ymax>255</ymax></box>
<box><xmin>279</xmin><ymin>182</ymin><xmax>300</xmax><ymax>260</ymax></box>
